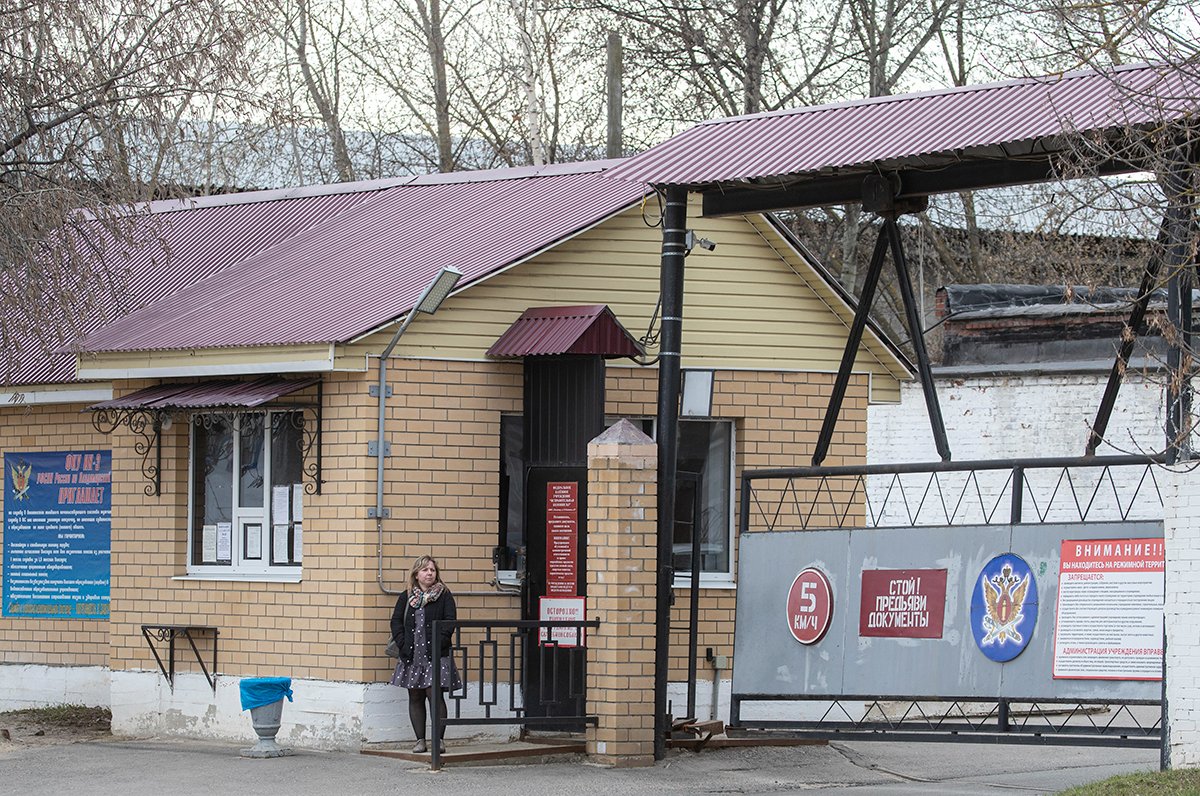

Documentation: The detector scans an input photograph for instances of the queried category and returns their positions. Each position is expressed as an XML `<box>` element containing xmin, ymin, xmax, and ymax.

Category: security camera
<box><xmin>684</xmin><ymin>230</ymin><xmax>717</xmax><ymax>254</ymax></box>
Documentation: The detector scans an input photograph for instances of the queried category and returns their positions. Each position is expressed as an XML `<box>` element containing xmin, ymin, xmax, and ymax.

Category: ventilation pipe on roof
<box><xmin>374</xmin><ymin>267</ymin><xmax>462</xmax><ymax>595</ymax></box>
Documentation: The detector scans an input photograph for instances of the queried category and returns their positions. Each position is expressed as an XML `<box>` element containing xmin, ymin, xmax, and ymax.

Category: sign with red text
<box><xmin>786</xmin><ymin>567</ymin><xmax>833</xmax><ymax>645</ymax></box>
<box><xmin>539</xmin><ymin>597</ymin><xmax>586</xmax><ymax>647</ymax></box>
<box><xmin>1053</xmin><ymin>538</ymin><xmax>1164</xmax><ymax>681</ymax></box>
<box><xmin>859</xmin><ymin>569</ymin><xmax>948</xmax><ymax>638</ymax></box>
<box><xmin>545</xmin><ymin>482</ymin><xmax>579</xmax><ymax>596</ymax></box>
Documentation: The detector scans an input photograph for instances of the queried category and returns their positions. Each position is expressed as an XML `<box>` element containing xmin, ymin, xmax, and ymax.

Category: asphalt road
<box><xmin>0</xmin><ymin>735</ymin><xmax>1159</xmax><ymax>795</ymax></box>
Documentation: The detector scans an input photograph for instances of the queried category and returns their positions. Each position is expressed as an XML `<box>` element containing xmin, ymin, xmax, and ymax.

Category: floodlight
<box><xmin>414</xmin><ymin>267</ymin><xmax>462</xmax><ymax>314</ymax></box>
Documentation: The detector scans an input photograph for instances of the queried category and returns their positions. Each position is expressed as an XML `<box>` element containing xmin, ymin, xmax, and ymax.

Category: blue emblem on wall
<box><xmin>970</xmin><ymin>553</ymin><xmax>1037</xmax><ymax>662</ymax></box>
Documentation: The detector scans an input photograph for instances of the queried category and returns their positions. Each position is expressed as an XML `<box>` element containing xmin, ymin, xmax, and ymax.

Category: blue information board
<box><xmin>3</xmin><ymin>451</ymin><xmax>111</xmax><ymax>619</ymax></box>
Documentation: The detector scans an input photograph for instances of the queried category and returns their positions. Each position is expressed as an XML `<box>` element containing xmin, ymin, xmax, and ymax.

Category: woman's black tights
<box><xmin>407</xmin><ymin>687</ymin><xmax>447</xmax><ymax>740</ymax></box>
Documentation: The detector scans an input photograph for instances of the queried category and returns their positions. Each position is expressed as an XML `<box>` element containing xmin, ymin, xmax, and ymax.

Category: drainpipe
<box><xmin>374</xmin><ymin>268</ymin><xmax>462</xmax><ymax>595</ymax></box>
<box><xmin>374</xmin><ymin>313</ymin><xmax>417</xmax><ymax>595</ymax></box>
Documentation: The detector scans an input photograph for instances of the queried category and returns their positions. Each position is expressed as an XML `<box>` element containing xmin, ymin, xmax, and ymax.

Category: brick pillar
<box><xmin>585</xmin><ymin>419</ymin><xmax>658</xmax><ymax>767</ymax></box>
<box><xmin>1164</xmin><ymin>464</ymin><xmax>1200</xmax><ymax>767</ymax></box>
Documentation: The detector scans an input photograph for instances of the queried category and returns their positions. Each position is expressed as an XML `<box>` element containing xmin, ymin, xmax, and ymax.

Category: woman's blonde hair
<box><xmin>408</xmin><ymin>555</ymin><xmax>442</xmax><ymax>592</ymax></box>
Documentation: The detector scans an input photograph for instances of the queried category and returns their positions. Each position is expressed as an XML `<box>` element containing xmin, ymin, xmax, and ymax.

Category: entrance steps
<box><xmin>361</xmin><ymin>735</ymin><xmax>584</xmax><ymax>766</ymax></box>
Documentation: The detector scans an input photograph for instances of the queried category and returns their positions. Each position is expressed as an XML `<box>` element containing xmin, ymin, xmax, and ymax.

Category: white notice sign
<box><xmin>1052</xmin><ymin>537</ymin><xmax>1164</xmax><ymax>681</ymax></box>
<box><xmin>245</xmin><ymin>523</ymin><xmax>262</xmax><ymax>560</ymax></box>
<box><xmin>539</xmin><ymin>596</ymin><xmax>586</xmax><ymax>647</ymax></box>
<box><xmin>202</xmin><ymin>524</ymin><xmax>217</xmax><ymax>563</ymax></box>
<box><xmin>272</xmin><ymin>485</ymin><xmax>291</xmax><ymax>525</ymax></box>
<box><xmin>273</xmin><ymin>525</ymin><xmax>290</xmax><ymax>564</ymax></box>
<box><xmin>216</xmin><ymin>522</ymin><xmax>232</xmax><ymax>562</ymax></box>
<box><xmin>291</xmin><ymin>485</ymin><xmax>303</xmax><ymax>522</ymax></box>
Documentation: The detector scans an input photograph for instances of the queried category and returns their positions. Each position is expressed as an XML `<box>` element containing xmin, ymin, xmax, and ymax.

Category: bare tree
<box><xmin>0</xmin><ymin>0</ymin><xmax>260</xmax><ymax>384</ymax></box>
<box><xmin>279</xmin><ymin>0</ymin><xmax>358</xmax><ymax>182</ymax></box>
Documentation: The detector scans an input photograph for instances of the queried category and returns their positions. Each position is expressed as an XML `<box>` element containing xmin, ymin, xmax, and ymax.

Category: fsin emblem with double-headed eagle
<box><xmin>981</xmin><ymin>563</ymin><xmax>1029</xmax><ymax>645</ymax></box>
<box><xmin>9</xmin><ymin>460</ymin><xmax>32</xmax><ymax>501</ymax></box>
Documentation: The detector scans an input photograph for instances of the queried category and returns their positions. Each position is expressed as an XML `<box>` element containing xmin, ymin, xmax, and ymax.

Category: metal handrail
<box><xmin>429</xmin><ymin>618</ymin><xmax>599</xmax><ymax>770</ymax></box>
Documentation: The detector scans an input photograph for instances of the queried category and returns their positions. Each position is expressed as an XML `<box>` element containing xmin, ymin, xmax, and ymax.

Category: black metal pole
<box><xmin>431</xmin><ymin>623</ymin><xmax>443</xmax><ymax>770</ymax></box>
<box><xmin>655</xmin><ymin>185</ymin><xmax>688</xmax><ymax>759</ymax></box>
<box><xmin>812</xmin><ymin>228</ymin><xmax>890</xmax><ymax>466</ymax></box>
<box><xmin>999</xmin><ymin>464</ymin><xmax>1025</xmax><ymax>733</ymax></box>
<box><xmin>1167</xmin><ymin>268</ymin><xmax>1182</xmax><ymax>464</ymax></box>
<box><xmin>886</xmin><ymin>218</ymin><xmax>951</xmax><ymax>461</ymax></box>
<box><xmin>1088</xmin><ymin>242</ymin><xmax>1164</xmax><ymax>455</ymax></box>
<box><xmin>1162</xmin><ymin>154</ymin><xmax>1195</xmax><ymax>465</ymax></box>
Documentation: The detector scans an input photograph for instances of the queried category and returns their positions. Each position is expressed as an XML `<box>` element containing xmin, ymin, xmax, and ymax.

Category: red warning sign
<box><xmin>786</xmin><ymin>567</ymin><xmax>833</xmax><ymax>645</ymax></box>
<box><xmin>546</xmin><ymin>481</ymin><xmax>578</xmax><ymax>596</ymax></box>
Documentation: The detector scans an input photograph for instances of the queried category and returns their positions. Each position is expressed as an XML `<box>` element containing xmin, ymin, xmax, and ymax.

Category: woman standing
<box><xmin>390</xmin><ymin>555</ymin><xmax>462</xmax><ymax>753</ymax></box>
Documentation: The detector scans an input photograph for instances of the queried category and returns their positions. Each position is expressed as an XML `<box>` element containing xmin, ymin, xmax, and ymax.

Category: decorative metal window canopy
<box><xmin>88</xmin><ymin>376</ymin><xmax>323</xmax><ymax>497</ymax></box>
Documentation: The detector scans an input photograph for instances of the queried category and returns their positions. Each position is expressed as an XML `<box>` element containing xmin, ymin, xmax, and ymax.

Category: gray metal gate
<box><xmin>733</xmin><ymin>455</ymin><xmax>1165</xmax><ymax>748</ymax></box>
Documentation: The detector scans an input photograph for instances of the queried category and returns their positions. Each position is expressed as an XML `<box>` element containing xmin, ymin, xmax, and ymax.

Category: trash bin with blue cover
<box><xmin>240</xmin><ymin>677</ymin><xmax>294</xmax><ymax>758</ymax></box>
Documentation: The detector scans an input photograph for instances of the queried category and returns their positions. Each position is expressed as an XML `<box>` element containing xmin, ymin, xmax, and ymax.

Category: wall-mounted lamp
<box><xmin>375</xmin><ymin>265</ymin><xmax>465</xmax><ymax>592</ymax></box>
<box><xmin>413</xmin><ymin>266</ymin><xmax>463</xmax><ymax>315</ymax></box>
<box><xmin>381</xmin><ymin>267</ymin><xmax>463</xmax><ymax>359</ymax></box>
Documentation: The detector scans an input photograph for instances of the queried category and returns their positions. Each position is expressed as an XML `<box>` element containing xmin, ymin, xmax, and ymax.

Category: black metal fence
<box><xmin>734</xmin><ymin>454</ymin><xmax>1166</xmax><ymax>748</ymax></box>
<box><xmin>729</xmin><ymin>694</ymin><xmax>1162</xmax><ymax>747</ymax></box>
<box><xmin>429</xmin><ymin>618</ymin><xmax>599</xmax><ymax>770</ymax></box>
<box><xmin>740</xmin><ymin>454</ymin><xmax>1165</xmax><ymax>533</ymax></box>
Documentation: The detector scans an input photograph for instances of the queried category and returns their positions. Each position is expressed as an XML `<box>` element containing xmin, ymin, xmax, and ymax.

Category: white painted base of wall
<box><xmin>107</xmin><ymin>671</ymin><xmax>523</xmax><ymax>751</ymax></box>
<box><xmin>0</xmin><ymin>664</ymin><xmax>110</xmax><ymax>712</ymax></box>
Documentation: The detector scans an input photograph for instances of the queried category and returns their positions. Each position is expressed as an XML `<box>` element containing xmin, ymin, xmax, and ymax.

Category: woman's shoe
<box><xmin>412</xmin><ymin>739</ymin><xmax>427</xmax><ymax>753</ymax></box>
<box><xmin>438</xmin><ymin>741</ymin><xmax>446</xmax><ymax>754</ymax></box>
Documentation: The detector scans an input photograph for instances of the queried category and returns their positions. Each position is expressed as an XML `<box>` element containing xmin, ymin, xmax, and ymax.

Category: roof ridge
<box><xmin>96</xmin><ymin>158</ymin><xmax>629</xmax><ymax>219</ymax></box>
<box><xmin>697</xmin><ymin>61</ymin><xmax>1166</xmax><ymax>126</ymax></box>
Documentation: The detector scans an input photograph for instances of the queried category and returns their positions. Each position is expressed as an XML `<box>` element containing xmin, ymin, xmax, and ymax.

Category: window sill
<box><xmin>672</xmin><ymin>576</ymin><xmax>736</xmax><ymax>590</ymax></box>
<box><xmin>175</xmin><ymin>572</ymin><xmax>302</xmax><ymax>584</ymax></box>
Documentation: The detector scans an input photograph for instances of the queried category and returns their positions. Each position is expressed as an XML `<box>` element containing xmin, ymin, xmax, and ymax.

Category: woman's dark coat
<box><xmin>390</xmin><ymin>588</ymin><xmax>456</xmax><ymax>663</ymax></box>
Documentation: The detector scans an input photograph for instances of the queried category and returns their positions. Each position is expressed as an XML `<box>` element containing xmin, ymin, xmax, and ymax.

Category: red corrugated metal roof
<box><xmin>487</xmin><ymin>305</ymin><xmax>644</xmax><ymax>358</ymax></box>
<box><xmin>6</xmin><ymin>186</ymin><xmax>381</xmax><ymax>387</ymax></box>
<box><xmin>77</xmin><ymin>161</ymin><xmax>645</xmax><ymax>354</ymax></box>
<box><xmin>89</xmin><ymin>376</ymin><xmax>319</xmax><ymax>410</ymax></box>
<box><xmin>604</xmin><ymin>63</ymin><xmax>1200</xmax><ymax>188</ymax></box>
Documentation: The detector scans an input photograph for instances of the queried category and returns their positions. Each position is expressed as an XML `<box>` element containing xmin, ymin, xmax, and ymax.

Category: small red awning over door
<box><xmin>486</xmin><ymin>305</ymin><xmax>643</xmax><ymax>359</ymax></box>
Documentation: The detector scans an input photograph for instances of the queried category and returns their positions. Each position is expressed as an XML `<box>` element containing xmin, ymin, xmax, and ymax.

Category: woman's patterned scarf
<box><xmin>409</xmin><ymin>582</ymin><xmax>445</xmax><ymax>609</ymax></box>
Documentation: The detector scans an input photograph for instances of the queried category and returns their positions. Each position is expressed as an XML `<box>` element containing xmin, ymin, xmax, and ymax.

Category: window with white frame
<box><xmin>670</xmin><ymin>419</ymin><xmax>734</xmax><ymax>583</ymax></box>
<box><xmin>189</xmin><ymin>410</ymin><xmax>304</xmax><ymax>575</ymax></box>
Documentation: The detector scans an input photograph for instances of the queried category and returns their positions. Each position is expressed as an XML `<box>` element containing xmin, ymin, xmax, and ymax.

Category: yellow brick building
<box><xmin>0</xmin><ymin>161</ymin><xmax>909</xmax><ymax>751</ymax></box>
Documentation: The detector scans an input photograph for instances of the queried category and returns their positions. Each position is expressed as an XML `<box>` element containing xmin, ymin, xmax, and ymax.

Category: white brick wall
<box><xmin>869</xmin><ymin>373</ymin><xmax>1166</xmax><ymax>464</ymax></box>
<box><xmin>1164</xmin><ymin>466</ymin><xmax>1200</xmax><ymax>767</ymax></box>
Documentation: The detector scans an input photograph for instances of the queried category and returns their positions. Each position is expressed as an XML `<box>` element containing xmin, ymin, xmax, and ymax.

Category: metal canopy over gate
<box><xmin>601</xmin><ymin>63</ymin><xmax>1199</xmax><ymax>758</ymax></box>
<box><xmin>733</xmin><ymin>455</ymin><xmax>1166</xmax><ymax>747</ymax></box>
